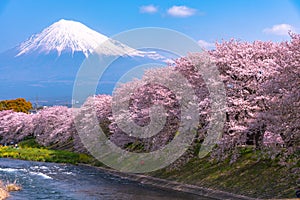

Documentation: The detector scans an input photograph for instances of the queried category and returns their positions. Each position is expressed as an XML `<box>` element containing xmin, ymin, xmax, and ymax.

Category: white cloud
<box><xmin>167</xmin><ymin>6</ymin><xmax>196</xmax><ymax>17</ymax></box>
<box><xmin>198</xmin><ymin>40</ymin><xmax>215</xmax><ymax>49</ymax></box>
<box><xmin>263</xmin><ymin>24</ymin><xmax>296</xmax><ymax>36</ymax></box>
<box><xmin>163</xmin><ymin>58</ymin><xmax>175</xmax><ymax>65</ymax></box>
<box><xmin>140</xmin><ymin>5</ymin><xmax>158</xmax><ymax>14</ymax></box>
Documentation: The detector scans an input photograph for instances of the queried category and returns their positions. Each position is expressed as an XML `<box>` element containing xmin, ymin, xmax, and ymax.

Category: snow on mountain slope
<box><xmin>17</xmin><ymin>19</ymin><xmax>142</xmax><ymax>57</ymax></box>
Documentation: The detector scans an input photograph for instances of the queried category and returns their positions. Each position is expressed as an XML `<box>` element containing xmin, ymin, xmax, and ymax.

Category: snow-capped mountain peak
<box><xmin>16</xmin><ymin>19</ymin><xmax>140</xmax><ymax>57</ymax></box>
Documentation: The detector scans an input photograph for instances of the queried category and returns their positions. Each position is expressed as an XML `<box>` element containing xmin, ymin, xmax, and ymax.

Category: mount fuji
<box><xmin>16</xmin><ymin>19</ymin><xmax>144</xmax><ymax>58</ymax></box>
<box><xmin>0</xmin><ymin>19</ymin><xmax>171</xmax><ymax>105</ymax></box>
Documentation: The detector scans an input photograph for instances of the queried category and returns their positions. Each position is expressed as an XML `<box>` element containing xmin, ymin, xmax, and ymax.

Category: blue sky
<box><xmin>0</xmin><ymin>0</ymin><xmax>300</xmax><ymax>53</ymax></box>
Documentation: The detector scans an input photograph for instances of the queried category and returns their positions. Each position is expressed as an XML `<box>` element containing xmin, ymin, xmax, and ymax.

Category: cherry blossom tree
<box><xmin>0</xmin><ymin>110</ymin><xmax>34</xmax><ymax>144</ymax></box>
<box><xmin>33</xmin><ymin>106</ymin><xmax>76</xmax><ymax>148</ymax></box>
<box><xmin>73</xmin><ymin>95</ymin><xmax>112</xmax><ymax>153</ymax></box>
<box><xmin>107</xmin><ymin>67</ymin><xmax>178</xmax><ymax>151</ymax></box>
<box><xmin>260</xmin><ymin>33</ymin><xmax>300</xmax><ymax>154</ymax></box>
<box><xmin>209</xmin><ymin>39</ymin><xmax>285</xmax><ymax>152</ymax></box>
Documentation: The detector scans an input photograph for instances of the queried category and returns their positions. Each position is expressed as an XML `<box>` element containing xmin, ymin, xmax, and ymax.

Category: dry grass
<box><xmin>0</xmin><ymin>180</ymin><xmax>21</xmax><ymax>200</ymax></box>
<box><xmin>0</xmin><ymin>188</ymin><xmax>9</xmax><ymax>200</ymax></box>
<box><xmin>6</xmin><ymin>183</ymin><xmax>22</xmax><ymax>192</ymax></box>
<box><xmin>0</xmin><ymin>181</ymin><xmax>9</xmax><ymax>200</ymax></box>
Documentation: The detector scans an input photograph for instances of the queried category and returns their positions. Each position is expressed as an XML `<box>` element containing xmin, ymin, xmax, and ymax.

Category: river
<box><xmin>0</xmin><ymin>158</ymin><xmax>212</xmax><ymax>200</ymax></box>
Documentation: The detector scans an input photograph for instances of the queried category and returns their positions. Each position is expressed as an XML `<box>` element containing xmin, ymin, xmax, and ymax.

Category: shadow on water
<box><xmin>0</xmin><ymin>158</ymin><xmax>212</xmax><ymax>200</ymax></box>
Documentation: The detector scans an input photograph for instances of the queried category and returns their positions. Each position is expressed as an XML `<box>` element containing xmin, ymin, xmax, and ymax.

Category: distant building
<box><xmin>29</xmin><ymin>109</ymin><xmax>38</xmax><ymax>114</ymax></box>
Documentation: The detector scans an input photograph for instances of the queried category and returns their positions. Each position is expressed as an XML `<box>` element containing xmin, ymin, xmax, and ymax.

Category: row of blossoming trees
<box><xmin>0</xmin><ymin>33</ymin><xmax>299</xmax><ymax>162</ymax></box>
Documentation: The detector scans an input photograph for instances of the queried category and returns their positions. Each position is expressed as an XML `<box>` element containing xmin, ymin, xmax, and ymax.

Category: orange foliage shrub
<box><xmin>0</xmin><ymin>98</ymin><xmax>32</xmax><ymax>113</ymax></box>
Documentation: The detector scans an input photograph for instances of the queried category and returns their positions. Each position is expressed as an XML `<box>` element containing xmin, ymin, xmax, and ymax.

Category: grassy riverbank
<box><xmin>0</xmin><ymin>139</ymin><xmax>102</xmax><ymax>166</ymax></box>
<box><xmin>150</xmin><ymin>147</ymin><xmax>300</xmax><ymax>199</ymax></box>
<box><xmin>0</xmin><ymin>139</ymin><xmax>299</xmax><ymax>199</ymax></box>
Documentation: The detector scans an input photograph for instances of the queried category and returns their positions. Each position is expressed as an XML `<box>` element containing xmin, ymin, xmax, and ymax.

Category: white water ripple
<box><xmin>0</xmin><ymin>168</ymin><xmax>27</xmax><ymax>173</ymax></box>
<box><xmin>29</xmin><ymin>172</ymin><xmax>52</xmax><ymax>179</ymax></box>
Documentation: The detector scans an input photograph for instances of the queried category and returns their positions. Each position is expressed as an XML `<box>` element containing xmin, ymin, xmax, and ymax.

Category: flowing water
<box><xmin>0</xmin><ymin>158</ymin><xmax>212</xmax><ymax>200</ymax></box>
